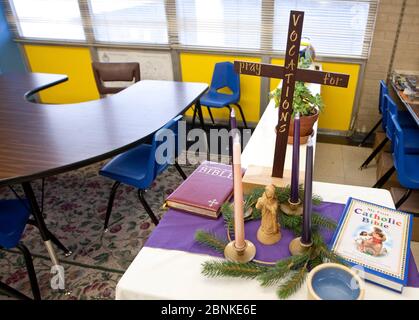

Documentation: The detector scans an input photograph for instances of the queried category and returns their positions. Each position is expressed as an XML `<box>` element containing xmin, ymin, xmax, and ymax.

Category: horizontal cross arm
<box><xmin>296</xmin><ymin>69</ymin><xmax>350</xmax><ymax>88</ymax></box>
<box><xmin>234</xmin><ymin>61</ymin><xmax>284</xmax><ymax>79</ymax></box>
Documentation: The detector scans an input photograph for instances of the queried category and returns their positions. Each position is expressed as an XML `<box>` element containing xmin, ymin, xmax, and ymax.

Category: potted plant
<box><xmin>269</xmin><ymin>55</ymin><xmax>324</xmax><ymax>143</ymax></box>
<box><xmin>270</xmin><ymin>82</ymin><xmax>324</xmax><ymax>143</ymax></box>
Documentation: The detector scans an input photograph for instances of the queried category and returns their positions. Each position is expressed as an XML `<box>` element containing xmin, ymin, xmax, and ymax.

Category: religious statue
<box><xmin>256</xmin><ymin>184</ymin><xmax>281</xmax><ymax>245</ymax></box>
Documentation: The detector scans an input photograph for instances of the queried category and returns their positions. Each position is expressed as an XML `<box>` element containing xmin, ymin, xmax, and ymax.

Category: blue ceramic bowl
<box><xmin>307</xmin><ymin>263</ymin><xmax>364</xmax><ymax>300</ymax></box>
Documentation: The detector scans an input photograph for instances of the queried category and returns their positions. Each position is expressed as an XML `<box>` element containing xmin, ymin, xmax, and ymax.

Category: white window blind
<box><xmin>8</xmin><ymin>0</ymin><xmax>85</xmax><ymax>41</ymax></box>
<box><xmin>272</xmin><ymin>0</ymin><xmax>377</xmax><ymax>58</ymax></box>
<box><xmin>88</xmin><ymin>0</ymin><xmax>168</xmax><ymax>44</ymax></box>
<box><xmin>4</xmin><ymin>0</ymin><xmax>378</xmax><ymax>59</ymax></box>
<box><xmin>176</xmin><ymin>0</ymin><xmax>262</xmax><ymax>51</ymax></box>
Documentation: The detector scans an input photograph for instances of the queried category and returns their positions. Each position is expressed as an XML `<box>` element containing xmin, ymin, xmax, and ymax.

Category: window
<box><xmin>9</xmin><ymin>0</ymin><xmax>85</xmax><ymax>41</ymax></box>
<box><xmin>88</xmin><ymin>0</ymin><xmax>168</xmax><ymax>44</ymax></box>
<box><xmin>5</xmin><ymin>0</ymin><xmax>378</xmax><ymax>59</ymax></box>
<box><xmin>176</xmin><ymin>0</ymin><xmax>262</xmax><ymax>50</ymax></box>
<box><xmin>273</xmin><ymin>0</ymin><xmax>376</xmax><ymax>58</ymax></box>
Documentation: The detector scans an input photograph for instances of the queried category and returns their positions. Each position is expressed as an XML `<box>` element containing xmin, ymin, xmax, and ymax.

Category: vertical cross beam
<box><xmin>272</xmin><ymin>11</ymin><xmax>304</xmax><ymax>178</ymax></box>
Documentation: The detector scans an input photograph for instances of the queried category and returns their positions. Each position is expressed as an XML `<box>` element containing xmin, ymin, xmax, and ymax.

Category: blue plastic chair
<box><xmin>389</xmin><ymin>114</ymin><xmax>419</xmax><ymax>209</ymax></box>
<box><xmin>360</xmin><ymin>83</ymin><xmax>417</xmax><ymax>169</ymax></box>
<box><xmin>193</xmin><ymin>62</ymin><xmax>247</xmax><ymax>128</ymax></box>
<box><xmin>385</xmin><ymin>95</ymin><xmax>419</xmax><ymax>154</ymax></box>
<box><xmin>0</xmin><ymin>199</ymin><xmax>41</xmax><ymax>300</ymax></box>
<box><xmin>99</xmin><ymin>115</ymin><xmax>187</xmax><ymax>230</ymax></box>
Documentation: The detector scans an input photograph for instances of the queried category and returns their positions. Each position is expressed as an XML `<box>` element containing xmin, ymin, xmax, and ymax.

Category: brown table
<box><xmin>0</xmin><ymin>72</ymin><xmax>208</xmax><ymax>267</ymax></box>
<box><xmin>390</xmin><ymin>81</ymin><xmax>419</xmax><ymax>126</ymax></box>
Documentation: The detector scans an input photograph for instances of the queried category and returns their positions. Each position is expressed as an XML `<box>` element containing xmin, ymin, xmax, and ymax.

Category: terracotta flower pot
<box><xmin>287</xmin><ymin>111</ymin><xmax>319</xmax><ymax>144</ymax></box>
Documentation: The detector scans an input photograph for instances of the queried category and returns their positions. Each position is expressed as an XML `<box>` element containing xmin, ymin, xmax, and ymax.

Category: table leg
<box><xmin>21</xmin><ymin>182</ymin><xmax>61</xmax><ymax>266</ymax></box>
<box><xmin>195</xmin><ymin>100</ymin><xmax>206</xmax><ymax>131</ymax></box>
<box><xmin>195</xmin><ymin>101</ymin><xmax>209</xmax><ymax>157</ymax></box>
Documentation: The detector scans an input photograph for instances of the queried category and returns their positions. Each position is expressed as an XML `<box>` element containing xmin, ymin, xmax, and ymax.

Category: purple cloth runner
<box><xmin>146</xmin><ymin>202</ymin><xmax>419</xmax><ymax>288</ymax></box>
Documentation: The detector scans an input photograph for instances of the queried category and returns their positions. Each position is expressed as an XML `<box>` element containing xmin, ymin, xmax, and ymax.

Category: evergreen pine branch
<box><xmin>277</xmin><ymin>262</ymin><xmax>308</xmax><ymax>299</ymax></box>
<box><xmin>319</xmin><ymin>246</ymin><xmax>348</xmax><ymax>266</ymax></box>
<box><xmin>251</xmin><ymin>207</ymin><xmax>262</xmax><ymax>220</ymax></box>
<box><xmin>258</xmin><ymin>253</ymin><xmax>309</xmax><ymax>287</ymax></box>
<box><xmin>195</xmin><ymin>230</ymin><xmax>228</xmax><ymax>254</ymax></box>
<box><xmin>202</xmin><ymin>260</ymin><xmax>268</xmax><ymax>279</ymax></box>
<box><xmin>244</xmin><ymin>188</ymin><xmax>264</xmax><ymax>209</ymax></box>
<box><xmin>312</xmin><ymin>213</ymin><xmax>337</xmax><ymax>230</ymax></box>
<box><xmin>276</xmin><ymin>185</ymin><xmax>291</xmax><ymax>203</ymax></box>
<box><xmin>311</xmin><ymin>231</ymin><xmax>325</xmax><ymax>247</ymax></box>
<box><xmin>280</xmin><ymin>214</ymin><xmax>302</xmax><ymax>234</ymax></box>
<box><xmin>221</xmin><ymin>203</ymin><xmax>234</xmax><ymax>233</ymax></box>
<box><xmin>312</xmin><ymin>194</ymin><xmax>322</xmax><ymax>206</ymax></box>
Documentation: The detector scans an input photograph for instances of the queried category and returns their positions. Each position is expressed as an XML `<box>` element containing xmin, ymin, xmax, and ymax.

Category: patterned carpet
<box><xmin>0</xmin><ymin>160</ymin><xmax>197</xmax><ymax>300</ymax></box>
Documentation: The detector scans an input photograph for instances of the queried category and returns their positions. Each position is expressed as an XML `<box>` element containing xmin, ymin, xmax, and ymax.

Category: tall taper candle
<box><xmin>290</xmin><ymin>112</ymin><xmax>300</xmax><ymax>203</ymax></box>
<box><xmin>229</xmin><ymin>109</ymin><xmax>237</xmax><ymax>163</ymax></box>
<box><xmin>232</xmin><ymin>133</ymin><xmax>245</xmax><ymax>249</ymax></box>
<box><xmin>302</xmin><ymin>135</ymin><xmax>313</xmax><ymax>245</ymax></box>
<box><xmin>230</xmin><ymin>108</ymin><xmax>237</xmax><ymax>131</ymax></box>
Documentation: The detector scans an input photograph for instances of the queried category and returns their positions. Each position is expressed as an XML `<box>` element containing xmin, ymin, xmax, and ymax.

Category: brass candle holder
<box><xmin>224</xmin><ymin>240</ymin><xmax>256</xmax><ymax>263</ymax></box>
<box><xmin>289</xmin><ymin>236</ymin><xmax>312</xmax><ymax>256</ymax></box>
<box><xmin>280</xmin><ymin>198</ymin><xmax>303</xmax><ymax>216</ymax></box>
<box><xmin>230</xmin><ymin>202</ymin><xmax>253</xmax><ymax>219</ymax></box>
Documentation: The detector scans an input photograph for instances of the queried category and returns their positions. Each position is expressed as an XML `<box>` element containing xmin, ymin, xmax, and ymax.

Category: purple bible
<box><xmin>165</xmin><ymin>161</ymin><xmax>235</xmax><ymax>218</ymax></box>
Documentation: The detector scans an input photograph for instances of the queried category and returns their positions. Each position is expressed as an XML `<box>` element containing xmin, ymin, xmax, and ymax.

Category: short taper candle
<box><xmin>302</xmin><ymin>135</ymin><xmax>313</xmax><ymax>245</ymax></box>
<box><xmin>290</xmin><ymin>112</ymin><xmax>300</xmax><ymax>203</ymax></box>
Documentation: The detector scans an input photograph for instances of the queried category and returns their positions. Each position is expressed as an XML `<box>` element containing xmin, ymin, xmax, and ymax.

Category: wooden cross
<box><xmin>234</xmin><ymin>11</ymin><xmax>350</xmax><ymax>178</ymax></box>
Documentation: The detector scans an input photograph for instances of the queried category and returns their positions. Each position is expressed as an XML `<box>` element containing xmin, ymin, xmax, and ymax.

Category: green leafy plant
<box><xmin>270</xmin><ymin>82</ymin><xmax>324</xmax><ymax>117</ymax></box>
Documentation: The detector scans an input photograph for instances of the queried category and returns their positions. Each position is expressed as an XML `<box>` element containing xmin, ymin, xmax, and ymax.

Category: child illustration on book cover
<box><xmin>354</xmin><ymin>227</ymin><xmax>390</xmax><ymax>257</ymax></box>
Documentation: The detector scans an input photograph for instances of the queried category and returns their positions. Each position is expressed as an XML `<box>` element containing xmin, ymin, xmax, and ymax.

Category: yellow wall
<box><xmin>24</xmin><ymin>45</ymin><xmax>99</xmax><ymax>103</ymax></box>
<box><xmin>319</xmin><ymin>62</ymin><xmax>360</xmax><ymax>131</ymax></box>
<box><xmin>180</xmin><ymin>53</ymin><xmax>261</xmax><ymax>123</ymax></box>
<box><xmin>270</xmin><ymin>58</ymin><xmax>359</xmax><ymax>131</ymax></box>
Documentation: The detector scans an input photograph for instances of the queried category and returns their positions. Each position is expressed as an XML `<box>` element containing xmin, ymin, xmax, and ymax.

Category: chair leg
<box><xmin>373</xmin><ymin>166</ymin><xmax>395</xmax><ymax>188</ymax></box>
<box><xmin>192</xmin><ymin>105</ymin><xmax>197</xmax><ymax>128</ymax></box>
<box><xmin>0</xmin><ymin>281</ymin><xmax>31</xmax><ymax>300</ymax></box>
<box><xmin>174</xmin><ymin>161</ymin><xmax>187</xmax><ymax>180</ymax></box>
<box><xmin>206</xmin><ymin>107</ymin><xmax>215</xmax><ymax>125</ymax></box>
<box><xmin>46</xmin><ymin>230</ymin><xmax>72</xmax><ymax>257</ymax></box>
<box><xmin>27</xmin><ymin>219</ymin><xmax>72</xmax><ymax>257</ymax></box>
<box><xmin>234</xmin><ymin>103</ymin><xmax>248</xmax><ymax>129</ymax></box>
<box><xmin>360</xmin><ymin>137</ymin><xmax>389</xmax><ymax>170</ymax></box>
<box><xmin>195</xmin><ymin>101</ymin><xmax>206</xmax><ymax>131</ymax></box>
<box><xmin>138</xmin><ymin>190</ymin><xmax>159</xmax><ymax>226</ymax></box>
<box><xmin>16</xmin><ymin>243</ymin><xmax>41</xmax><ymax>300</ymax></box>
<box><xmin>359</xmin><ymin>118</ymin><xmax>382</xmax><ymax>147</ymax></box>
<box><xmin>395</xmin><ymin>189</ymin><xmax>412</xmax><ymax>209</ymax></box>
<box><xmin>104</xmin><ymin>181</ymin><xmax>121</xmax><ymax>231</ymax></box>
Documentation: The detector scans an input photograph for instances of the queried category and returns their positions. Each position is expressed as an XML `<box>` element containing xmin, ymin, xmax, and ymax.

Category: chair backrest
<box><xmin>143</xmin><ymin>115</ymin><xmax>183</xmax><ymax>186</ymax></box>
<box><xmin>378</xmin><ymin>80</ymin><xmax>388</xmax><ymax>114</ymax></box>
<box><xmin>92</xmin><ymin>62</ymin><xmax>140</xmax><ymax>95</ymax></box>
<box><xmin>379</xmin><ymin>81</ymin><xmax>390</xmax><ymax>131</ymax></box>
<box><xmin>209</xmin><ymin>62</ymin><xmax>240</xmax><ymax>101</ymax></box>
<box><xmin>384</xmin><ymin>94</ymin><xmax>398</xmax><ymax>142</ymax></box>
<box><xmin>390</xmin><ymin>114</ymin><xmax>409</xmax><ymax>186</ymax></box>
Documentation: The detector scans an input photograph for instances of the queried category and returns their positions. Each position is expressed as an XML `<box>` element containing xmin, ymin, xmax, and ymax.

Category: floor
<box><xmin>0</xmin><ymin>143</ymin><xmax>417</xmax><ymax>300</ymax></box>
<box><xmin>313</xmin><ymin>142</ymin><xmax>377</xmax><ymax>187</ymax></box>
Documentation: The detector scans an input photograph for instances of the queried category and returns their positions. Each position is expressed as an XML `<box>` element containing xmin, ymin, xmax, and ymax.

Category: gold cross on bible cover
<box><xmin>234</xmin><ymin>10</ymin><xmax>350</xmax><ymax>178</ymax></box>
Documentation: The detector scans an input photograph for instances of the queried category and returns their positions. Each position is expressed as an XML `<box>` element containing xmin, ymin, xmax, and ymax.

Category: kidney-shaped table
<box><xmin>0</xmin><ymin>72</ymin><xmax>208</xmax><ymax>267</ymax></box>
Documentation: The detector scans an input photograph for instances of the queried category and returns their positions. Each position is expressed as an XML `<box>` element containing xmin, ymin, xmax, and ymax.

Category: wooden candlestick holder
<box><xmin>224</xmin><ymin>240</ymin><xmax>256</xmax><ymax>263</ymax></box>
<box><xmin>280</xmin><ymin>198</ymin><xmax>303</xmax><ymax>216</ymax></box>
<box><xmin>289</xmin><ymin>236</ymin><xmax>312</xmax><ymax>256</ymax></box>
